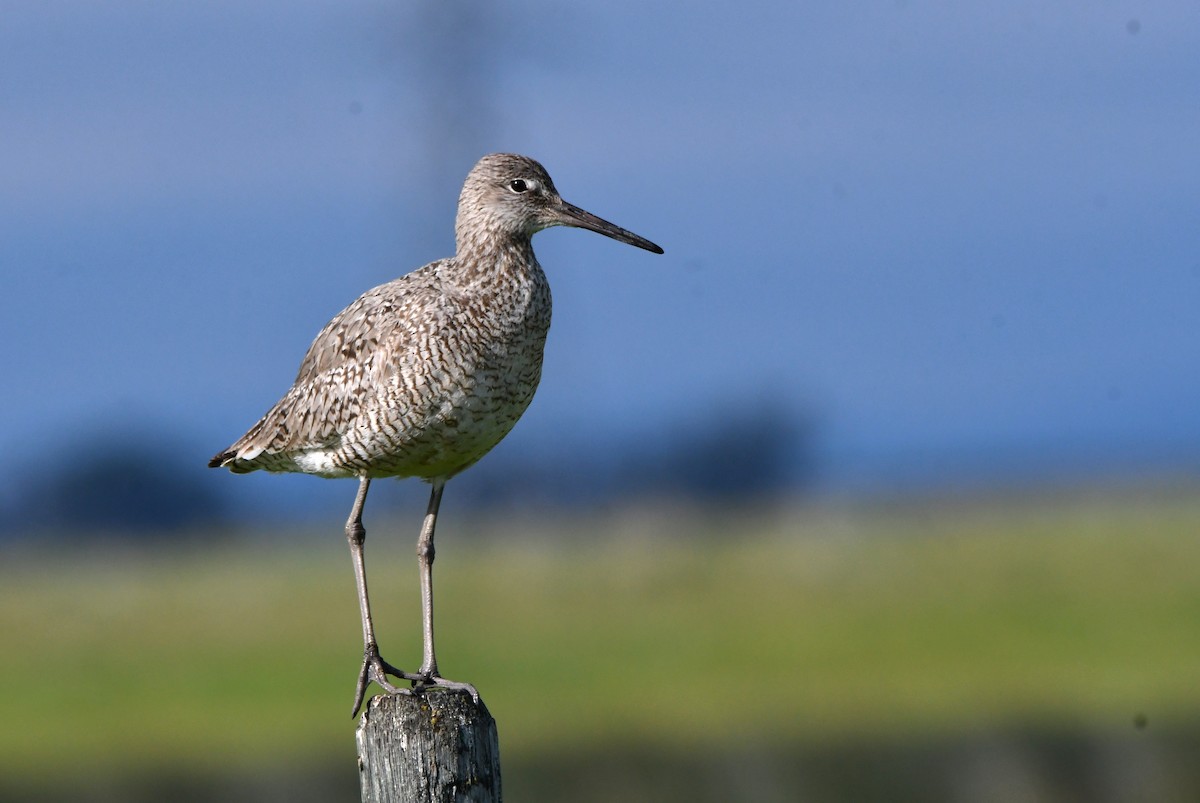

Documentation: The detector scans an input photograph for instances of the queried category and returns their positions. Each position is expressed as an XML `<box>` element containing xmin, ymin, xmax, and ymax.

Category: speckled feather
<box><xmin>210</xmin><ymin>155</ymin><xmax>557</xmax><ymax>481</ymax></box>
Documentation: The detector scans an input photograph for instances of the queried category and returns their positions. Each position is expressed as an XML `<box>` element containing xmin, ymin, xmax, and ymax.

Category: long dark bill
<box><xmin>554</xmin><ymin>200</ymin><xmax>664</xmax><ymax>254</ymax></box>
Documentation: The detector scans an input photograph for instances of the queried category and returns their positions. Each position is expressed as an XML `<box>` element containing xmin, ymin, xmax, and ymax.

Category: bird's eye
<box><xmin>508</xmin><ymin>179</ymin><xmax>528</xmax><ymax>193</ymax></box>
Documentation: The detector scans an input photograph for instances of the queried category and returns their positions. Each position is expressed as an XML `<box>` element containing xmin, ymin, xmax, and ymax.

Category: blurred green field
<box><xmin>2</xmin><ymin>489</ymin><xmax>1199</xmax><ymax>796</ymax></box>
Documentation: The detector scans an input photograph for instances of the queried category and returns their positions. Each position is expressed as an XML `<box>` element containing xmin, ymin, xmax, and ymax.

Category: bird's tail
<box><xmin>208</xmin><ymin>448</ymin><xmax>258</xmax><ymax>473</ymax></box>
<box><xmin>208</xmin><ymin>450</ymin><xmax>234</xmax><ymax>468</ymax></box>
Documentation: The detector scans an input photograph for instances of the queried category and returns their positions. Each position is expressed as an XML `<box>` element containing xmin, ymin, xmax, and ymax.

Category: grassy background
<box><xmin>2</xmin><ymin>489</ymin><xmax>1199</xmax><ymax>798</ymax></box>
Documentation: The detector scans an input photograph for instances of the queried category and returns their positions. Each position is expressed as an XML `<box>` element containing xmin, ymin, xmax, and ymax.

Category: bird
<box><xmin>209</xmin><ymin>153</ymin><xmax>663</xmax><ymax>716</ymax></box>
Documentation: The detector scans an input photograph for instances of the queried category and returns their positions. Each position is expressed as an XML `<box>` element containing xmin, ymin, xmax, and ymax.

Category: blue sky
<box><xmin>2</xmin><ymin>1</ymin><xmax>1198</xmax><ymax>517</ymax></box>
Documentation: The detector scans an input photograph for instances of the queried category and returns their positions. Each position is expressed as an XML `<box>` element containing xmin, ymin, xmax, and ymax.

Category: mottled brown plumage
<box><xmin>209</xmin><ymin>153</ymin><xmax>662</xmax><ymax>715</ymax></box>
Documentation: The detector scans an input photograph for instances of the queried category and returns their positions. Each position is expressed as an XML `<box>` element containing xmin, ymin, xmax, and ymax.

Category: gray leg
<box><xmin>416</xmin><ymin>480</ymin><xmax>444</xmax><ymax>678</ymax></box>
<box><xmin>415</xmin><ymin>480</ymin><xmax>479</xmax><ymax>701</ymax></box>
<box><xmin>347</xmin><ymin>476</ymin><xmax>419</xmax><ymax>717</ymax></box>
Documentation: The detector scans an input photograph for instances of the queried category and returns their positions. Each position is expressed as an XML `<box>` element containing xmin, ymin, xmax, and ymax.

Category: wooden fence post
<box><xmin>356</xmin><ymin>691</ymin><xmax>502</xmax><ymax>802</ymax></box>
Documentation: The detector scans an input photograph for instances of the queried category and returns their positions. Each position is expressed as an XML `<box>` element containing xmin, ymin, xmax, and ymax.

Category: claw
<box><xmin>411</xmin><ymin>674</ymin><xmax>481</xmax><ymax>705</ymax></box>
<box><xmin>351</xmin><ymin>647</ymin><xmax>420</xmax><ymax>717</ymax></box>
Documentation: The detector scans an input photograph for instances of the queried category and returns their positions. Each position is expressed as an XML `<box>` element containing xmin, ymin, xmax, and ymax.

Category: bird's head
<box><xmin>456</xmin><ymin>153</ymin><xmax>663</xmax><ymax>255</ymax></box>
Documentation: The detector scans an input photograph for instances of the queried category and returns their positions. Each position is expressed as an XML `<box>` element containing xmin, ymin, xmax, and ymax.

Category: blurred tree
<box><xmin>452</xmin><ymin>398</ymin><xmax>817</xmax><ymax>511</ymax></box>
<box><xmin>3</xmin><ymin>434</ymin><xmax>227</xmax><ymax>537</ymax></box>
<box><xmin>620</xmin><ymin>399</ymin><xmax>814</xmax><ymax>503</ymax></box>
<box><xmin>651</xmin><ymin>401</ymin><xmax>811</xmax><ymax>501</ymax></box>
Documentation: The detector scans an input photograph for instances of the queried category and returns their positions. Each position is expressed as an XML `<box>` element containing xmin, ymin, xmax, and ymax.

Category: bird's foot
<box><xmin>410</xmin><ymin>672</ymin><xmax>481</xmax><ymax>704</ymax></box>
<box><xmin>351</xmin><ymin>646</ymin><xmax>423</xmax><ymax>717</ymax></box>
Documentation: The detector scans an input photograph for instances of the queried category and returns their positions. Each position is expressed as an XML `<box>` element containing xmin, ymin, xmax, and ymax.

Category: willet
<box><xmin>210</xmin><ymin>153</ymin><xmax>663</xmax><ymax>715</ymax></box>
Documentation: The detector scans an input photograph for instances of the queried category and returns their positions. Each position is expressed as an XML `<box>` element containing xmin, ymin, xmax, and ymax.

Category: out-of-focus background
<box><xmin>3</xmin><ymin>2</ymin><xmax>1198</xmax><ymax>801</ymax></box>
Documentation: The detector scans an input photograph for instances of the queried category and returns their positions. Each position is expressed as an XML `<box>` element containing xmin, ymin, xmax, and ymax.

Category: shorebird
<box><xmin>210</xmin><ymin>153</ymin><xmax>662</xmax><ymax>715</ymax></box>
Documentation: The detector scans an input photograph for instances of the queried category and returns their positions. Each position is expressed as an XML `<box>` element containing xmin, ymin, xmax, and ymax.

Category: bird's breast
<box><xmin>354</xmin><ymin>269</ymin><xmax>552</xmax><ymax>478</ymax></box>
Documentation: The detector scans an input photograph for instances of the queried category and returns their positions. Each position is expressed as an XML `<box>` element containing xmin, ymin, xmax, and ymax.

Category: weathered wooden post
<box><xmin>356</xmin><ymin>691</ymin><xmax>501</xmax><ymax>802</ymax></box>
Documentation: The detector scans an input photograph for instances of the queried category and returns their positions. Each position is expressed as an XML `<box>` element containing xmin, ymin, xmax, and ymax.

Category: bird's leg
<box><xmin>346</xmin><ymin>476</ymin><xmax>419</xmax><ymax>717</ymax></box>
<box><xmin>413</xmin><ymin>480</ymin><xmax>479</xmax><ymax>701</ymax></box>
<box><xmin>415</xmin><ymin>480</ymin><xmax>444</xmax><ymax>678</ymax></box>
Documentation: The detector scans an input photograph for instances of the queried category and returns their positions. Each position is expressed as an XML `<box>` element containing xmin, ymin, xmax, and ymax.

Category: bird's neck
<box><xmin>448</xmin><ymin>233</ymin><xmax>541</xmax><ymax>291</ymax></box>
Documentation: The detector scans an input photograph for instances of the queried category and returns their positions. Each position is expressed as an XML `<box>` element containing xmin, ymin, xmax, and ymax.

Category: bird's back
<box><xmin>211</xmin><ymin>248</ymin><xmax>552</xmax><ymax>480</ymax></box>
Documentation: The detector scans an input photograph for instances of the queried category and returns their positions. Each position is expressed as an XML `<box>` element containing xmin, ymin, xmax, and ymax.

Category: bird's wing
<box><xmin>293</xmin><ymin>271</ymin><xmax>426</xmax><ymax>385</ymax></box>
<box><xmin>218</xmin><ymin>265</ymin><xmax>448</xmax><ymax>465</ymax></box>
